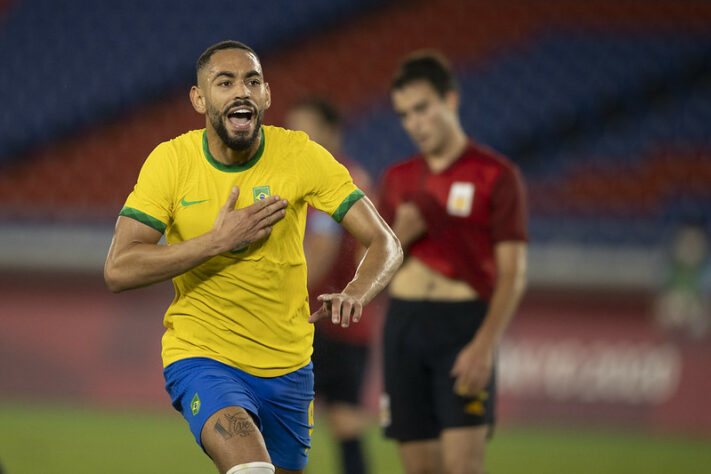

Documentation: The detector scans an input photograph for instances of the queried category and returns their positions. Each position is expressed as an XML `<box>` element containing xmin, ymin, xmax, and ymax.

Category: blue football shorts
<box><xmin>164</xmin><ymin>357</ymin><xmax>315</xmax><ymax>471</ymax></box>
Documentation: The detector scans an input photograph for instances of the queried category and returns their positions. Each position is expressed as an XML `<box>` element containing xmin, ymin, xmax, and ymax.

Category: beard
<box><xmin>207</xmin><ymin>101</ymin><xmax>263</xmax><ymax>151</ymax></box>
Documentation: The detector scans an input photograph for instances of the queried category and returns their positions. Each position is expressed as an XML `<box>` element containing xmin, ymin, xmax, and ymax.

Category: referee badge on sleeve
<box><xmin>447</xmin><ymin>182</ymin><xmax>475</xmax><ymax>217</ymax></box>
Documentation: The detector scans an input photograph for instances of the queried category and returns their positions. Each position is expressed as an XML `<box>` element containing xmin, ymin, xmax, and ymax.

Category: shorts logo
<box><xmin>464</xmin><ymin>390</ymin><xmax>488</xmax><ymax>416</ymax></box>
<box><xmin>447</xmin><ymin>182</ymin><xmax>475</xmax><ymax>217</ymax></box>
<box><xmin>252</xmin><ymin>185</ymin><xmax>271</xmax><ymax>202</ymax></box>
<box><xmin>191</xmin><ymin>393</ymin><xmax>201</xmax><ymax>416</ymax></box>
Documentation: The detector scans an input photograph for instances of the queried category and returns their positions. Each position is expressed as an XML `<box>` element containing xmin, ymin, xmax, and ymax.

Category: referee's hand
<box><xmin>451</xmin><ymin>338</ymin><xmax>494</xmax><ymax>397</ymax></box>
<box><xmin>308</xmin><ymin>293</ymin><xmax>363</xmax><ymax>328</ymax></box>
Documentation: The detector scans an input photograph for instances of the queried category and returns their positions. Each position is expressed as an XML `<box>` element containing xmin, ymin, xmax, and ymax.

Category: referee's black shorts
<box><xmin>382</xmin><ymin>298</ymin><xmax>495</xmax><ymax>442</ymax></box>
<box><xmin>312</xmin><ymin>328</ymin><xmax>368</xmax><ymax>406</ymax></box>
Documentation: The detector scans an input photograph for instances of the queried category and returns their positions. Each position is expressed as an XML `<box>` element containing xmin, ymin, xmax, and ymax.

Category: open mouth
<box><xmin>226</xmin><ymin>106</ymin><xmax>254</xmax><ymax>130</ymax></box>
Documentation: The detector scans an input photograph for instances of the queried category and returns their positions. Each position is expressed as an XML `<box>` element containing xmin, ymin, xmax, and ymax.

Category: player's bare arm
<box><xmin>104</xmin><ymin>186</ymin><xmax>287</xmax><ymax>292</ymax></box>
<box><xmin>451</xmin><ymin>241</ymin><xmax>527</xmax><ymax>396</ymax></box>
<box><xmin>308</xmin><ymin>197</ymin><xmax>403</xmax><ymax>327</ymax></box>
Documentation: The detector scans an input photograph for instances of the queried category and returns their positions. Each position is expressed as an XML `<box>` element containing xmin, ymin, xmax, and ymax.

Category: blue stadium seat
<box><xmin>0</xmin><ymin>0</ymin><xmax>389</xmax><ymax>161</ymax></box>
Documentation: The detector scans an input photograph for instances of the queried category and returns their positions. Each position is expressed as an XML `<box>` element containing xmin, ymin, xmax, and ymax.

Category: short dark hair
<box><xmin>391</xmin><ymin>50</ymin><xmax>459</xmax><ymax>97</ymax></box>
<box><xmin>196</xmin><ymin>40</ymin><xmax>259</xmax><ymax>81</ymax></box>
<box><xmin>292</xmin><ymin>97</ymin><xmax>341</xmax><ymax>128</ymax></box>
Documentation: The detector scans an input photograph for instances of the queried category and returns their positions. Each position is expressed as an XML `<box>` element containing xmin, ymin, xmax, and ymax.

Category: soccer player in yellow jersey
<box><xmin>104</xmin><ymin>40</ymin><xmax>402</xmax><ymax>474</ymax></box>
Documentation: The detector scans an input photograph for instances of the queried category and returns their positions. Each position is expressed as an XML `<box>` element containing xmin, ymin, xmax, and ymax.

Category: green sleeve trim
<box><xmin>332</xmin><ymin>189</ymin><xmax>365</xmax><ymax>223</ymax></box>
<box><xmin>119</xmin><ymin>207</ymin><xmax>167</xmax><ymax>233</ymax></box>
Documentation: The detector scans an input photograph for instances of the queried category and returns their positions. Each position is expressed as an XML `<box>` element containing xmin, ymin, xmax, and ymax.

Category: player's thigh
<box><xmin>440</xmin><ymin>425</ymin><xmax>488</xmax><ymax>474</ymax></box>
<box><xmin>398</xmin><ymin>439</ymin><xmax>441</xmax><ymax>474</ymax></box>
<box><xmin>258</xmin><ymin>363</ymin><xmax>314</xmax><ymax>472</ymax></box>
<box><xmin>201</xmin><ymin>406</ymin><xmax>271</xmax><ymax>474</ymax></box>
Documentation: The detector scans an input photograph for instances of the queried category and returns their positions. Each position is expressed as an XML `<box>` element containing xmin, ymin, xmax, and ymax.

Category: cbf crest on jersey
<box><xmin>252</xmin><ymin>185</ymin><xmax>271</xmax><ymax>202</ymax></box>
<box><xmin>447</xmin><ymin>182</ymin><xmax>475</xmax><ymax>217</ymax></box>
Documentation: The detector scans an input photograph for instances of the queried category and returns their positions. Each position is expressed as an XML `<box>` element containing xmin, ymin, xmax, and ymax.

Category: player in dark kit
<box><xmin>286</xmin><ymin>98</ymin><xmax>379</xmax><ymax>474</ymax></box>
<box><xmin>378</xmin><ymin>51</ymin><xmax>528</xmax><ymax>474</ymax></box>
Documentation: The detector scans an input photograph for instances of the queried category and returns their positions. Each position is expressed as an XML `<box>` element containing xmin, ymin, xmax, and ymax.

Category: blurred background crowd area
<box><xmin>1</xmin><ymin>1</ymin><xmax>711</xmax><ymax>473</ymax></box>
<box><xmin>0</xmin><ymin>0</ymin><xmax>710</xmax><ymax>287</ymax></box>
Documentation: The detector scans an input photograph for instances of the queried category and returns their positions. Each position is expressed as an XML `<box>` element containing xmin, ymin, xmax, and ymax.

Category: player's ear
<box><xmin>264</xmin><ymin>82</ymin><xmax>272</xmax><ymax>110</ymax></box>
<box><xmin>444</xmin><ymin>89</ymin><xmax>460</xmax><ymax>112</ymax></box>
<box><xmin>190</xmin><ymin>85</ymin><xmax>206</xmax><ymax>114</ymax></box>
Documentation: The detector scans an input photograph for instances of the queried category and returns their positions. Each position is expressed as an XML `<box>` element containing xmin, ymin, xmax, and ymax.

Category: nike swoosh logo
<box><xmin>181</xmin><ymin>197</ymin><xmax>209</xmax><ymax>207</ymax></box>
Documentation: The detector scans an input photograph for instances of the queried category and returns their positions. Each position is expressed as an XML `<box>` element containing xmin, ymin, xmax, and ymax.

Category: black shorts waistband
<box><xmin>387</xmin><ymin>297</ymin><xmax>487</xmax><ymax>315</ymax></box>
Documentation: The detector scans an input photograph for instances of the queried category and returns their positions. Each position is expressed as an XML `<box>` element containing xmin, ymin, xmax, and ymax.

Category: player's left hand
<box><xmin>308</xmin><ymin>293</ymin><xmax>363</xmax><ymax>328</ymax></box>
<box><xmin>450</xmin><ymin>338</ymin><xmax>494</xmax><ymax>397</ymax></box>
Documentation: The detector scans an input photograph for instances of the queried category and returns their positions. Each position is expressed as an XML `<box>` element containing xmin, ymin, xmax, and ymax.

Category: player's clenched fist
<box><xmin>212</xmin><ymin>186</ymin><xmax>288</xmax><ymax>252</ymax></box>
<box><xmin>308</xmin><ymin>293</ymin><xmax>364</xmax><ymax>328</ymax></box>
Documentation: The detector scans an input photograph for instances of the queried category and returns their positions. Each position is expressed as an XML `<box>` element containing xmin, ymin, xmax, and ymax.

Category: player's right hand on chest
<box><xmin>212</xmin><ymin>186</ymin><xmax>288</xmax><ymax>252</ymax></box>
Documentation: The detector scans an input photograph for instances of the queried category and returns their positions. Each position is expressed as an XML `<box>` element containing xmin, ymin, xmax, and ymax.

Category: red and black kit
<box><xmin>379</xmin><ymin>140</ymin><xmax>528</xmax><ymax>440</ymax></box>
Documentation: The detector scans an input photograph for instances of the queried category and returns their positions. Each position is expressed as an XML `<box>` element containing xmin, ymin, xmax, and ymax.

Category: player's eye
<box><xmin>219</xmin><ymin>81</ymin><xmax>231</xmax><ymax>87</ymax></box>
<box><xmin>248</xmin><ymin>79</ymin><xmax>261</xmax><ymax>86</ymax></box>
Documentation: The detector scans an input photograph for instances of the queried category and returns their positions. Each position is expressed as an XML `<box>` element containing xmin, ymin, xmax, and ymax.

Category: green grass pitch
<box><xmin>1</xmin><ymin>402</ymin><xmax>709</xmax><ymax>473</ymax></box>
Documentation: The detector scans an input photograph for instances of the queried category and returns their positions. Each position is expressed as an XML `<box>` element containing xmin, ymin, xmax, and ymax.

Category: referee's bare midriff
<box><xmin>389</xmin><ymin>257</ymin><xmax>478</xmax><ymax>301</ymax></box>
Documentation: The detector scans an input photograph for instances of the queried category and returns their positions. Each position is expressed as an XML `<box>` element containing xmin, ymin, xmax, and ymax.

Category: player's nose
<box><xmin>233</xmin><ymin>82</ymin><xmax>250</xmax><ymax>99</ymax></box>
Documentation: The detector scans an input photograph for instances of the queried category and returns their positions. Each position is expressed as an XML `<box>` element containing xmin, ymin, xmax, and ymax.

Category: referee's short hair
<box><xmin>391</xmin><ymin>50</ymin><xmax>459</xmax><ymax>97</ymax></box>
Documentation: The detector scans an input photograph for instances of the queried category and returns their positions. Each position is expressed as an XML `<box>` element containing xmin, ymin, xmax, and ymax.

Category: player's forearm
<box><xmin>473</xmin><ymin>264</ymin><xmax>527</xmax><ymax>348</ymax></box>
<box><xmin>104</xmin><ymin>232</ymin><xmax>223</xmax><ymax>292</ymax></box>
<box><xmin>342</xmin><ymin>230</ymin><xmax>403</xmax><ymax>305</ymax></box>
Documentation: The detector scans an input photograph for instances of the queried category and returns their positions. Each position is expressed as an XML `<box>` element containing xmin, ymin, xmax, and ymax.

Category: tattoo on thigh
<box><xmin>214</xmin><ymin>411</ymin><xmax>256</xmax><ymax>440</ymax></box>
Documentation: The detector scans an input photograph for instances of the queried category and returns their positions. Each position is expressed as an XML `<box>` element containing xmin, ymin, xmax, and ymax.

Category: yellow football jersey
<box><xmin>120</xmin><ymin>126</ymin><xmax>363</xmax><ymax>376</ymax></box>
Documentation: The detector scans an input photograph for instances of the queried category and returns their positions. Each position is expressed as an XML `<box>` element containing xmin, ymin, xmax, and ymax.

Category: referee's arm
<box><xmin>451</xmin><ymin>241</ymin><xmax>527</xmax><ymax>396</ymax></box>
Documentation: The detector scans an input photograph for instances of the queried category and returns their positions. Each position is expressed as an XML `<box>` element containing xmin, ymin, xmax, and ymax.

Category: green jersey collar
<box><xmin>202</xmin><ymin>127</ymin><xmax>265</xmax><ymax>172</ymax></box>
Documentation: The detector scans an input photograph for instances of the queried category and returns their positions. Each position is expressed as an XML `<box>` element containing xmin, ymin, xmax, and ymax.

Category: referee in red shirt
<box><xmin>378</xmin><ymin>51</ymin><xmax>528</xmax><ymax>474</ymax></box>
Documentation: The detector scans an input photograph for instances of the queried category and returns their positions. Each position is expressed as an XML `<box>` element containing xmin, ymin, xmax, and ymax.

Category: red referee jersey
<box><xmin>379</xmin><ymin>140</ymin><xmax>528</xmax><ymax>301</ymax></box>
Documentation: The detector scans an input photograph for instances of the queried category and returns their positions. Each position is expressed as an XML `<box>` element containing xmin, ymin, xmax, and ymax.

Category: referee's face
<box><xmin>392</xmin><ymin>80</ymin><xmax>458</xmax><ymax>157</ymax></box>
<box><xmin>194</xmin><ymin>48</ymin><xmax>271</xmax><ymax>151</ymax></box>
